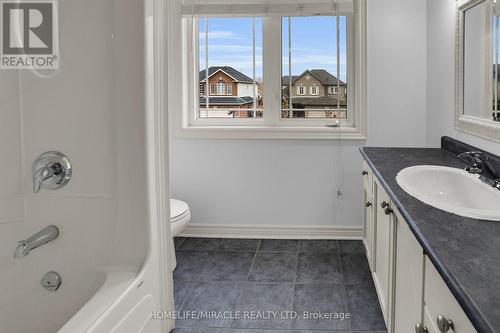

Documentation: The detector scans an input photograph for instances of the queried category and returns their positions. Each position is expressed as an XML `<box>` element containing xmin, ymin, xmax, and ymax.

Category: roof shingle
<box><xmin>199</xmin><ymin>66</ymin><xmax>254</xmax><ymax>83</ymax></box>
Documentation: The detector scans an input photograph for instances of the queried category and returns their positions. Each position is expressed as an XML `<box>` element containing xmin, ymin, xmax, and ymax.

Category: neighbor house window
<box><xmin>328</xmin><ymin>86</ymin><xmax>338</xmax><ymax>94</ymax></box>
<box><xmin>217</xmin><ymin>80</ymin><xmax>226</xmax><ymax>95</ymax></box>
<box><xmin>178</xmin><ymin>0</ymin><xmax>366</xmax><ymax>138</ymax></box>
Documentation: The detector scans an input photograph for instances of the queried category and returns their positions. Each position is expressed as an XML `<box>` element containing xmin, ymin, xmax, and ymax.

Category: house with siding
<box><xmin>199</xmin><ymin>66</ymin><xmax>260</xmax><ymax>110</ymax></box>
<box><xmin>282</xmin><ymin>69</ymin><xmax>347</xmax><ymax>118</ymax></box>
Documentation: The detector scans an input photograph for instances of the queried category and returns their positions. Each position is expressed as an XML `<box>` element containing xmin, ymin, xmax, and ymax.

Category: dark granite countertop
<box><xmin>360</xmin><ymin>147</ymin><xmax>500</xmax><ymax>333</ymax></box>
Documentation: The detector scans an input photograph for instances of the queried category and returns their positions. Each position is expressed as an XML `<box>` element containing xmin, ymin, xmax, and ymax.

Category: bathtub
<box><xmin>0</xmin><ymin>0</ymin><xmax>172</xmax><ymax>331</ymax></box>
<box><xmin>59</xmin><ymin>270</ymin><xmax>136</xmax><ymax>332</ymax></box>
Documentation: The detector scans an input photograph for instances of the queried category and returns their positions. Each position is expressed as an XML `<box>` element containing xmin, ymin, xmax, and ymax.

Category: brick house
<box><xmin>282</xmin><ymin>69</ymin><xmax>347</xmax><ymax>118</ymax></box>
<box><xmin>199</xmin><ymin>66</ymin><xmax>261</xmax><ymax>116</ymax></box>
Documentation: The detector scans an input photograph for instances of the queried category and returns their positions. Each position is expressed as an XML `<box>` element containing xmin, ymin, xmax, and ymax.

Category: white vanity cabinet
<box><xmin>423</xmin><ymin>259</ymin><xmax>476</xmax><ymax>333</ymax></box>
<box><xmin>362</xmin><ymin>160</ymin><xmax>375</xmax><ymax>271</ymax></box>
<box><xmin>393</xmin><ymin>208</ymin><xmax>424</xmax><ymax>333</ymax></box>
<box><xmin>372</xmin><ymin>178</ymin><xmax>396</xmax><ymax>330</ymax></box>
<box><xmin>362</xmin><ymin>161</ymin><xmax>478</xmax><ymax>333</ymax></box>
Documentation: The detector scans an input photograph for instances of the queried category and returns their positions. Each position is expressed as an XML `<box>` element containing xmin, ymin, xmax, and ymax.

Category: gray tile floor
<box><xmin>172</xmin><ymin>238</ymin><xmax>386</xmax><ymax>333</ymax></box>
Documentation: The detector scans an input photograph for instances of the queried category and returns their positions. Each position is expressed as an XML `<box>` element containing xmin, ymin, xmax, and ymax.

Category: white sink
<box><xmin>396</xmin><ymin>165</ymin><xmax>500</xmax><ymax>221</ymax></box>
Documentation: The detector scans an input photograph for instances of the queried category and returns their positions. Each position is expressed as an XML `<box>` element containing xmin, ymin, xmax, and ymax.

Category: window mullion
<box><xmin>262</xmin><ymin>16</ymin><xmax>281</xmax><ymax>126</ymax></box>
<box><xmin>252</xmin><ymin>17</ymin><xmax>256</xmax><ymax>117</ymax></box>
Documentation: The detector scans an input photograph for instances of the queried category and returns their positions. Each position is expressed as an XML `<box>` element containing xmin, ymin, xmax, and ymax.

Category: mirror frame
<box><xmin>456</xmin><ymin>0</ymin><xmax>500</xmax><ymax>142</ymax></box>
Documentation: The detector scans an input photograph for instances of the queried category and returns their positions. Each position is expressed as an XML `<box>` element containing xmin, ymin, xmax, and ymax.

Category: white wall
<box><xmin>170</xmin><ymin>0</ymin><xmax>428</xmax><ymax>230</ymax></box>
<box><xmin>427</xmin><ymin>0</ymin><xmax>500</xmax><ymax>155</ymax></box>
<box><xmin>236</xmin><ymin>82</ymin><xmax>258</xmax><ymax>97</ymax></box>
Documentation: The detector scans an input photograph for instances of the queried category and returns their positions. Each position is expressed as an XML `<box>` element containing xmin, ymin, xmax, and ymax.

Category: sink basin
<box><xmin>396</xmin><ymin>165</ymin><xmax>500</xmax><ymax>221</ymax></box>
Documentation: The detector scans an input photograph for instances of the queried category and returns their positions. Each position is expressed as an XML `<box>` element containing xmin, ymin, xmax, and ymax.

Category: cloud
<box><xmin>203</xmin><ymin>44</ymin><xmax>262</xmax><ymax>52</ymax></box>
<box><xmin>199</xmin><ymin>30</ymin><xmax>239</xmax><ymax>40</ymax></box>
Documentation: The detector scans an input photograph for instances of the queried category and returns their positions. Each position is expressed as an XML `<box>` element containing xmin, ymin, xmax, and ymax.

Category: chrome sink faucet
<box><xmin>14</xmin><ymin>225</ymin><xmax>59</xmax><ymax>258</ymax></box>
<box><xmin>459</xmin><ymin>151</ymin><xmax>500</xmax><ymax>190</ymax></box>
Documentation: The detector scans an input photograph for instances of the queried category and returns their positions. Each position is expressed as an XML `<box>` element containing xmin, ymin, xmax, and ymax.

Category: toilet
<box><xmin>170</xmin><ymin>199</ymin><xmax>191</xmax><ymax>270</ymax></box>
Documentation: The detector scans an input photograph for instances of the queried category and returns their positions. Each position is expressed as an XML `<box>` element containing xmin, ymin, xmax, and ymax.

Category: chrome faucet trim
<box><xmin>14</xmin><ymin>225</ymin><xmax>59</xmax><ymax>258</ymax></box>
<box><xmin>33</xmin><ymin>162</ymin><xmax>63</xmax><ymax>193</ymax></box>
<box><xmin>458</xmin><ymin>151</ymin><xmax>485</xmax><ymax>174</ymax></box>
<box><xmin>459</xmin><ymin>151</ymin><xmax>500</xmax><ymax>190</ymax></box>
<box><xmin>32</xmin><ymin>151</ymin><xmax>72</xmax><ymax>193</ymax></box>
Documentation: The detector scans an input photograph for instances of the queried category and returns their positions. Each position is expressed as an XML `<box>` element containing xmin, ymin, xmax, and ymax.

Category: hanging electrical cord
<box><xmin>335</xmin><ymin>0</ymin><xmax>345</xmax><ymax>201</ymax></box>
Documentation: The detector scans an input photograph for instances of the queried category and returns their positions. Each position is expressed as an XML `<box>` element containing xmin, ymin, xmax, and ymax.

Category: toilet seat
<box><xmin>170</xmin><ymin>199</ymin><xmax>189</xmax><ymax>223</ymax></box>
<box><xmin>170</xmin><ymin>199</ymin><xmax>191</xmax><ymax>238</ymax></box>
<box><xmin>169</xmin><ymin>198</ymin><xmax>191</xmax><ymax>271</ymax></box>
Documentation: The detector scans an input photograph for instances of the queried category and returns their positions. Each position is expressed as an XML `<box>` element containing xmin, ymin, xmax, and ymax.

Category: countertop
<box><xmin>360</xmin><ymin>147</ymin><xmax>500</xmax><ymax>333</ymax></box>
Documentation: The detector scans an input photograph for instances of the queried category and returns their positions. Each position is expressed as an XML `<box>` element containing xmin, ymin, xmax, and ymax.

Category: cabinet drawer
<box><xmin>424</xmin><ymin>258</ymin><xmax>477</xmax><ymax>333</ymax></box>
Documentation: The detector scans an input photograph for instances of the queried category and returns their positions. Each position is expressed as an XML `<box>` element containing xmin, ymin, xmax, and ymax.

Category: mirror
<box><xmin>457</xmin><ymin>0</ymin><xmax>500</xmax><ymax>141</ymax></box>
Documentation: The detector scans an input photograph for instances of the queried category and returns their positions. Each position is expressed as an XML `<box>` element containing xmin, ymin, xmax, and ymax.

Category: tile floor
<box><xmin>172</xmin><ymin>238</ymin><xmax>386</xmax><ymax>333</ymax></box>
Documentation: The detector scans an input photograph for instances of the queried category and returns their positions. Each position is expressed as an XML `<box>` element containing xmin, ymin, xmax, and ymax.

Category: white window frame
<box><xmin>209</xmin><ymin>83</ymin><xmax>215</xmax><ymax>95</ymax></box>
<box><xmin>297</xmin><ymin>85</ymin><xmax>305</xmax><ymax>95</ymax></box>
<box><xmin>310</xmin><ymin>85</ymin><xmax>319</xmax><ymax>95</ymax></box>
<box><xmin>227</xmin><ymin>83</ymin><xmax>233</xmax><ymax>95</ymax></box>
<box><xmin>216</xmin><ymin>80</ymin><xmax>226</xmax><ymax>95</ymax></box>
<box><xmin>172</xmin><ymin>1</ymin><xmax>367</xmax><ymax>139</ymax></box>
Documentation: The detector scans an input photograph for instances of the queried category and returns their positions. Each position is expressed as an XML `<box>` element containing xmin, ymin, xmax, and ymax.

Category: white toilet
<box><xmin>170</xmin><ymin>198</ymin><xmax>191</xmax><ymax>270</ymax></box>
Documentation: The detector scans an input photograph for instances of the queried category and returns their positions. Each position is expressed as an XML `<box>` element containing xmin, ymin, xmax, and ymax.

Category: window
<box><xmin>328</xmin><ymin>86</ymin><xmax>338</xmax><ymax>94</ymax></box>
<box><xmin>217</xmin><ymin>80</ymin><xmax>226</xmax><ymax>95</ymax></box>
<box><xmin>282</xmin><ymin>16</ymin><xmax>347</xmax><ymax>119</ymax></box>
<box><xmin>200</xmin><ymin>84</ymin><xmax>204</xmax><ymax>95</ymax></box>
<box><xmin>198</xmin><ymin>17</ymin><xmax>262</xmax><ymax>118</ymax></box>
<box><xmin>177</xmin><ymin>0</ymin><xmax>366</xmax><ymax>139</ymax></box>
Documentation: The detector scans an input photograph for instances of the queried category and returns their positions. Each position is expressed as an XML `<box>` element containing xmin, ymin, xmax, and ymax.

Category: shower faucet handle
<box><xmin>32</xmin><ymin>151</ymin><xmax>72</xmax><ymax>193</ymax></box>
<box><xmin>33</xmin><ymin>162</ymin><xmax>62</xmax><ymax>193</ymax></box>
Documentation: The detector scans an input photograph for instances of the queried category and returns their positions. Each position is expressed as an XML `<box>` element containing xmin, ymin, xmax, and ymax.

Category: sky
<box><xmin>199</xmin><ymin>16</ymin><xmax>347</xmax><ymax>83</ymax></box>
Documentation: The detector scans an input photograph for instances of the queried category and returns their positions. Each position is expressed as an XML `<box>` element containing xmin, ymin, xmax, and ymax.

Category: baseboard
<box><xmin>179</xmin><ymin>223</ymin><xmax>363</xmax><ymax>240</ymax></box>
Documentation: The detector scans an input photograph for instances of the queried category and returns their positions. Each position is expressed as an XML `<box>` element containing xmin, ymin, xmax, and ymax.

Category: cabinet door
<box><xmin>362</xmin><ymin>161</ymin><xmax>375</xmax><ymax>271</ymax></box>
<box><xmin>373</xmin><ymin>179</ymin><xmax>395</xmax><ymax>331</ymax></box>
<box><xmin>393</xmin><ymin>209</ymin><xmax>424</xmax><ymax>332</ymax></box>
<box><xmin>424</xmin><ymin>258</ymin><xmax>477</xmax><ymax>333</ymax></box>
<box><xmin>423</xmin><ymin>306</ymin><xmax>439</xmax><ymax>333</ymax></box>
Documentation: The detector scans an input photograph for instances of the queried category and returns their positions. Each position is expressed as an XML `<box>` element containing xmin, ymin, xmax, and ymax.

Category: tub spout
<box><xmin>14</xmin><ymin>225</ymin><xmax>59</xmax><ymax>259</ymax></box>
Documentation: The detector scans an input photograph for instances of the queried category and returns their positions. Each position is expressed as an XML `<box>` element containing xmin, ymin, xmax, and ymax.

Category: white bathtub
<box><xmin>0</xmin><ymin>0</ymin><xmax>172</xmax><ymax>331</ymax></box>
<box><xmin>59</xmin><ymin>270</ymin><xmax>136</xmax><ymax>332</ymax></box>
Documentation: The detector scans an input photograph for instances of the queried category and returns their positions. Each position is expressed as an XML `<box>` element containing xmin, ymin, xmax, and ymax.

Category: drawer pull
<box><xmin>365</xmin><ymin>201</ymin><xmax>372</xmax><ymax>207</ymax></box>
<box><xmin>384</xmin><ymin>206</ymin><xmax>393</xmax><ymax>215</ymax></box>
<box><xmin>362</xmin><ymin>170</ymin><xmax>368</xmax><ymax>176</ymax></box>
<box><xmin>437</xmin><ymin>315</ymin><xmax>455</xmax><ymax>332</ymax></box>
<box><xmin>381</xmin><ymin>201</ymin><xmax>389</xmax><ymax>209</ymax></box>
<box><xmin>415</xmin><ymin>323</ymin><xmax>428</xmax><ymax>333</ymax></box>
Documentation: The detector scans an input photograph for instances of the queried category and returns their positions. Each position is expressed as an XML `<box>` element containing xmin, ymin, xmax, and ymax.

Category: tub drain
<box><xmin>41</xmin><ymin>271</ymin><xmax>61</xmax><ymax>291</ymax></box>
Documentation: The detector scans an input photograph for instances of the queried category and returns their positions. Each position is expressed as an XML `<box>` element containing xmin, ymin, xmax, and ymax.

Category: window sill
<box><xmin>173</xmin><ymin>125</ymin><xmax>367</xmax><ymax>140</ymax></box>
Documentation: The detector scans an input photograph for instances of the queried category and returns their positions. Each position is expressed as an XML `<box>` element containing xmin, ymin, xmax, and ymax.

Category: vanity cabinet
<box><xmin>361</xmin><ymin>160</ymin><xmax>375</xmax><ymax>271</ymax></box>
<box><xmin>372</xmin><ymin>178</ymin><xmax>396</xmax><ymax>329</ymax></box>
<box><xmin>362</xmin><ymin>162</ymin><xmax>477</xmax><ymax>333</ymax></box>
<box><xmin>393</xmin><ymin>208</ymin><xmax>424</xmax><ymax>333</ymax></box>
<box><xmin>423</xmin><ymin>259</ymin><xmax>476</xmax><ymax>333</ymax></box>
